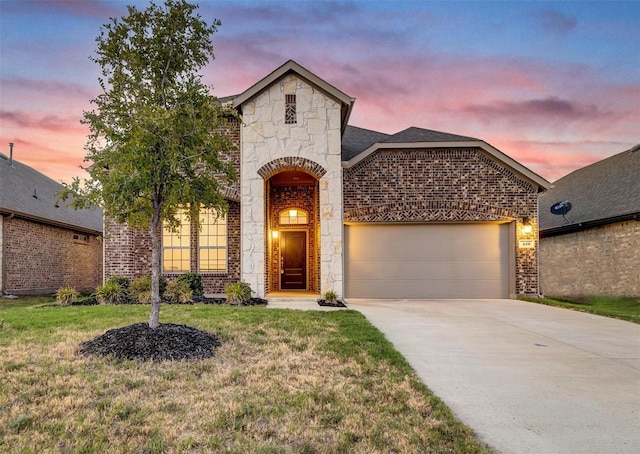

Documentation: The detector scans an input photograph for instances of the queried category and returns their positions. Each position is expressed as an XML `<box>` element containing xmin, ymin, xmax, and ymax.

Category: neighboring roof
<box><xmin>342</xmin><ymin>125</ymin><xmax>550</xmax><ymax>192</ymax></box>
<box><xmin>232</xmin><ymin>60</ymin><xmax>356</xmax><ymax>134</ymax></box>
<box><xmin>0</xmin><ymin>153</ymin><xmax>102</xmax><ymax>234</ymax></box>
<box><xmin>539</xmin><ymin>144</ymin><xmax>640</xmax><ymax>235</ymax></box>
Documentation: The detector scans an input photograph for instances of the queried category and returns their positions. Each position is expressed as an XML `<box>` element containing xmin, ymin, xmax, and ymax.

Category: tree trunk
<box><xmin>149</xmin><ymin>211</ymin><xmax>161</xmax><ymax>329</ymax></box>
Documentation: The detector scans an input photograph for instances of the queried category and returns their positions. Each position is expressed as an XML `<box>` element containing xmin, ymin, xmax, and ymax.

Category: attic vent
<box><xmin>285</xmin><ymin>94</ymin><xmax>297</xmax><ymax>124</ymax></box>
<box><xmin>73</xmin><ymin>233</ymin><xmax>90</xmax><ymax>244</ymax></box>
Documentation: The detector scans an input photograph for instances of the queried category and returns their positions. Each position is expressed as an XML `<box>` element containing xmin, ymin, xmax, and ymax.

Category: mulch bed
<box><xmin>317</xmin><ymin>299</ymin><xmax>347</xmax><ymax>308</ymax></box>
<box><xmin>79</xmin><ymin>323</ymin><xmax>221</xmax><ymax>362</ymax></box>
<box><xmin>194</xmin><ymin>296</ymin><xmax>268</xmax><ymax>306</ymax></box>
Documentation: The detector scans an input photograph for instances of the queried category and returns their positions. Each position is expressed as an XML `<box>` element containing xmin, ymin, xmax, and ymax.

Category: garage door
<box><xmin>345</xmin><ymin>223</ymin><xmax>511</xmax><ymax>299</ymax></box>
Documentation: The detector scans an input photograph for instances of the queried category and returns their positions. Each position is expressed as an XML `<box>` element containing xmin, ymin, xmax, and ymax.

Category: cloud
<box><xmin>537</xmin><ymin>9</ymin><xmax>578</xmax><ymax>35</ymax></box>
<box><xmin>3</xmin><ymin>0</ymin><xmax>120</xmax><ymax>18</ymax></box>
<box><xmin>464</xmin><ymin>97</ymin><xmax>607</xmax><ymax>122</ymax></box>
<box><xmin>0</xmin><ymin>111</ymin><xmax>85</xmax><ymax>133</ymax></box>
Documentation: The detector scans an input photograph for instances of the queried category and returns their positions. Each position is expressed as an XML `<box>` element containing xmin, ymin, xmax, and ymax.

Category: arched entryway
<box><xmin>266</xmin><ymin>170</ymin><xmax>320</xmax><ymax>293</ymax></box>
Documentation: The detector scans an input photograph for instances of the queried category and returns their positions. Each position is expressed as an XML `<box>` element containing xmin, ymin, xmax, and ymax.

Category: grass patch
<box><xmin>0</xmin><ymin>296</ymin><xmax>491</xmax><ymax>453</ymax></box>
<box><xmin>519</xmin><ymin>295</ymin><xmax>640</xmax><ymax>324</ymax></box>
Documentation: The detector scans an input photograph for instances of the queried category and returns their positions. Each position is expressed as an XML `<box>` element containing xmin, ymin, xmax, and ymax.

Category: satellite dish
<box><xmin>550</xmin><ymin>201</ymin><xmax>572</xmax><ymax>215</ymax></box>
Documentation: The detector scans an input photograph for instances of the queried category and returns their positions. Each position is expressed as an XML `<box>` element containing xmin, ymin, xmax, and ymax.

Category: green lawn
<box><xmin>519</xmin><ymin>295</ymin><xmax>640</xmax><ymax>324</ymax></box>
<box><xmin>0</xmin><ymin>297</ymin><xmax>491</xmax><ymax>453</ymax></box>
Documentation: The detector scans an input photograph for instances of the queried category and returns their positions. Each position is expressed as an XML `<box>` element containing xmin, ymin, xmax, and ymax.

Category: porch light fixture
<box><xmin>272</xmin><ymin>230</ymin><xmax>279</xmax><ymax>239</ymax></box>
<box><xmin>522</xmin><ymin>217</ymin><xmax>533</xmax><ymax>234</ymax></box>
<box><xmin>289</xmin><ymin>209</ymin><xmax>298</xmax><ymax>218</ymax></box>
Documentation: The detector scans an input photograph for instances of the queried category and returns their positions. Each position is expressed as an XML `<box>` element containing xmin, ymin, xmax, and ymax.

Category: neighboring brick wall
<box><xmin>343</xmin><ymin>147</ymin><xmax>540</xmax><ymax>294</ymax></box>
<box><xmin>3</xmin><ymin>217</ymin><xmax>102</xmax><ymax>294</ymax></box>
<box><xmin>104</xmin><ymin>201</ymin><xmax>241</xmax><ymax>295</ymax></box>
<box><xmin>540</xmin><ymin>220</ymin><xmax>640</xmax><ymax>297</ymax></box>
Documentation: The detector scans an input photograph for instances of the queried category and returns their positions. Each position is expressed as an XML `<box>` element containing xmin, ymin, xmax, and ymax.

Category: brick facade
<box><xmin>104</xmin><ymin>201</ymin><xmax>241</xmax><ymax>295</ymax></box>
<box><xmin>540</xmin><ymin>220</ymin><xmax>640</xmax><ymax>297</ymax></box>
<box><xmin>343</xmin><ymin>147</ymin><xmax>540</xmax><ymax>294</ymax></box>
<box><xmin>2</xmin><ymin>217</ymin><xmax>102</xmax><ymax>294</ymax></box>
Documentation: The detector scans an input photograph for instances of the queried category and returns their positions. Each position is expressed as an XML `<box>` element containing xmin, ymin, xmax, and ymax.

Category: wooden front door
<box><xmin>281</xmin><ymin>231</ymin><xmax>307</xmax><ymax>290</ymax></box>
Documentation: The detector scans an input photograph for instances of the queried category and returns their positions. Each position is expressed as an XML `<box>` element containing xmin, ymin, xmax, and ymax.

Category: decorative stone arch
<box><xmin>344</xmin><ymin>200</ymin><xmax>521</xmax><ymax>223</ymax></box>
<box><xmin>257</xmin><ymin>157</ymin><xmax>327</xmax><ymax>180</ymax></box>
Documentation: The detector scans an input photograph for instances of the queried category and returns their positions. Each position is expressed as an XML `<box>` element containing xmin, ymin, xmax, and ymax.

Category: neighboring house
<box><xmin>539</xmin><ymin>145</ymin><xmax>640</xmax><ymax>297</ymax></box>
<box><xmin>104</xmin><ymin>60</ymin><xmax>550</xmax><ymax>299</ymax></box>
<box><xmin>0</xmin><ymin>148</ymin><xmax>103</xmax><ymax>295</ymax></box>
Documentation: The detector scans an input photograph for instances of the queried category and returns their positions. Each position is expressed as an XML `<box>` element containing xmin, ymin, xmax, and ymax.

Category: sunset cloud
<box><xmin>536</xmin><ymin>9</ymin><xmax>578</xmax><ymax>35</ymax></box>
<box><xmin>1</xmin><ymin>0</ymin><xmax>638</xmax><ymax>185</ymax></box>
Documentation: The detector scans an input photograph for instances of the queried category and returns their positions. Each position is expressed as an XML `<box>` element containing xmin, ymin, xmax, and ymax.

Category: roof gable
<box><xmin>342</xmin><ymin>126</ymin><xmax>550</xmax><ymax>192</ymax></box>
<box><xmin>0</xmin><ymin>153</ymin><xmax>102</xmax><ymax>234</ymax></box>
<box><xmin>539</xmin><ymin>144</ymin><xmax>640</xmax><ymax>232</ymax></box>
<box><xmin>231</xmin><ymin>60</ymin><xmax>355</xmax><ymax>134</ymax></box>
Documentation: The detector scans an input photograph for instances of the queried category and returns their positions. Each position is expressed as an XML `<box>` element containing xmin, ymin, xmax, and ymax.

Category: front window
<box><xmin>199</xmin><ymin>209</ymin><xmax>227</xmax><ymax>272</ymax></box>
<box><xmin>162</xmin><ymin>209</ymin><xmax>191</xmax><ymax>272</ymax></box>
<box><xmin>162</xmin><ymin>207</ymin><xmax>228</xmax><ymax>273</ymax></box>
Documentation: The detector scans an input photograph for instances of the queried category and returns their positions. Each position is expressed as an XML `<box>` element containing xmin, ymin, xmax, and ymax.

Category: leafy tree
<box><xmin>61</xmin><ymin>0</ymin><xmax>237</xmax><ymax>328</ymax></box>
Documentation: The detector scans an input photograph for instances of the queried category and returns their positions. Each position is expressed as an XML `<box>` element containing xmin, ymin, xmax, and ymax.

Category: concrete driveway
<box><xmin>347</xmin><ymin>298</ymin><xmax>640</xmax><ymax>454</ymax></box>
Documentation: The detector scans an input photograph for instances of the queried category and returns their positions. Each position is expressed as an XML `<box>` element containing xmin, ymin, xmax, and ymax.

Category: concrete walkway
<box><xmin>347</xmin><ymin>298</ymin><xmax>640</xmax><ymax>454</ymax></box>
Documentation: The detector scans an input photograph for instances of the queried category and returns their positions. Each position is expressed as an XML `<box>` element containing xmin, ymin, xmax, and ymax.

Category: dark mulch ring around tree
<box><xmin>317</xmin><ymin>299</ymin><xmax>347</xmax><ymax>308</ymax></box>
<box><xmin>80</xmin><ymin>323</ymin><xmax>221</xmax><ymax>362</ymax></box>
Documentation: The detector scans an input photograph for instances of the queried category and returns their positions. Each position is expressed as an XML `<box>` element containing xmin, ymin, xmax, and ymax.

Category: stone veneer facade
<box><xmin>540</xmin><ymin>220</ymin><xmax>640</xmax><ymax>297</ymax></box>
<box><xmin>343</xmin><ymin>148</ymin><xmax>540</xmax><ymax>295</ymax></box>
<box><xmin>239</xmin><ymin>75</ymin><xmax>343</xmax><ymax>297</ymax></box>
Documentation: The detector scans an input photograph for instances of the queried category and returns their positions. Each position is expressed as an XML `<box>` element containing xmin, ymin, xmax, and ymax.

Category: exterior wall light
<box><xmin>272</xmin><ymin>230</ymin><xmax>279</xmax><ymax>239</ymax></box>
<box><xmin>522</xmin><ymin>217</ymin><xmax>533</xmax><ymax>234</ymax></box>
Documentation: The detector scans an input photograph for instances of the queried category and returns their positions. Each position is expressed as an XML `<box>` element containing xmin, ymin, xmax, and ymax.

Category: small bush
<box><xmin>56</xmin><ymin>287</ymin><xmax>78</xmax><ymax>306</ymax></box>
<box><xmin>324</xmin><ymin>290</ymin><xmax>338</xmax><ymax>303</ymax></box>
<box><xmin>107</xmin><ymin>276</ymin><xmax>130</xmax><ymax>290</ymax></box>
<box><xmin>164</xmin><ymin>280</ymin><xmax>193</xmax><ymax>304</ymax></box>
<box><xmin>225</xmin><ymin>281</ymin><xmax>252</xmax><ymax>305</ymax></box>
<box><xmin>130</xmin><ymin>275</ymin><xmax>168</xmax><ymax>304</ymax></box>
<box><xmin>96</xmin><ymin>280</ymin><xmax>129</xmax><ymax>305</ymax></box>
<box><xmin>176</xmin><ymin>273</ymin><xmax>204</xmax><ymax>297</ymax></box>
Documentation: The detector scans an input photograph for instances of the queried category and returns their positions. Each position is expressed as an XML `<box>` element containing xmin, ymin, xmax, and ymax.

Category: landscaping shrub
<box><xmin>225</xmin><ymin>281</ymin><xmax>252</xmax><ymax>305</ymax></box>
<box><xmin>324</xmin><ymin>290</ymin><xmax>338</xmax><ymax>303</ymax></box>
<box><xmin>56</xmin><ymin>287</ymin><xmax>78</xmax><ymax>306</ymax></box>
<box><xmin>176</xmin><ymin>273</ymin><xmax>204</xmax><ymax>297</ymax></box>
<box><xmin>164</xmin><ymin>280</ymin><xmax>193</xmax><ymax>304</ymax></box>
<box><xmin>96</xmin><ymin>280</ymin><xmax>129</xmax><ymax>305</ymax></box>
<box><xmin>107</xmin><ymin>275</ymin><xmax>130</xmax><ymax>291</ymax></box>
<box><xmin>130</xmin><ymin>275</ymin><xmax>168</xmax><ymax>304</ymax></box>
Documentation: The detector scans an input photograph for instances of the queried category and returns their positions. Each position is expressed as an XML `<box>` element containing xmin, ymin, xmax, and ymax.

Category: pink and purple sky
<box><xmin>1</xmin><ymin>0</ymin><xmax>639</xmax><ymax>184</ymax></box>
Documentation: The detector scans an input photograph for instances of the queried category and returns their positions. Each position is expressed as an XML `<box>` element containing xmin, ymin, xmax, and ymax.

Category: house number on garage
<box><xmin>518</xmin><ymin>240</ymin><xmax>535</xmax><ymax>249</ymax></box>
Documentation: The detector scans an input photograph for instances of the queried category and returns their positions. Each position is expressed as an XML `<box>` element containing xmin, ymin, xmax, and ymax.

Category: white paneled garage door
<box><xmin>345</xmin><ymin>223</ymin><xmax>511</xmax><ymax>299</ymax></box>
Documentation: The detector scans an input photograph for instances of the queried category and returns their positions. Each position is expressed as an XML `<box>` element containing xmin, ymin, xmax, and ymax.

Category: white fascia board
<box><xmin>342</xmin><ymin>140</ymin><xmax>551</xmax><ymax>191</ymax></box>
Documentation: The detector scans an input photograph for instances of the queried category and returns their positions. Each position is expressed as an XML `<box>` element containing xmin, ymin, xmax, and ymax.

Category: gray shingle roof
<box><xmin>0</xmin><ymin>153</ymin><xmax>102</xmax><ymax>234</ymax></box>
<box><xmin>341</xmin><ymin>126</ymin><xmax>391</xmax><ymax>161</ymax></box>
<box><xmin>341</xmin><ymin>125</ymin><xmax>479</xmax><ymax>161</ymax></box>
<box><xmin>383</xmin><ymin>126</ymin><xmax>478</xmax><ymax>144</ymax></box>
<box><xmin>539</xmin><ymin>144</ymin><xmax>640</xmax><ymax>232</ymax></box>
